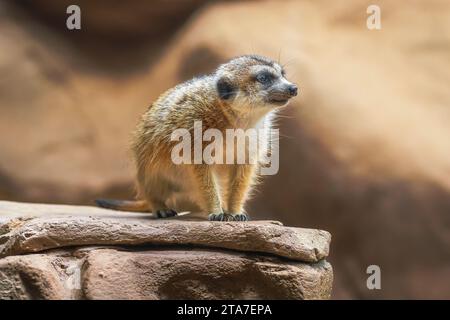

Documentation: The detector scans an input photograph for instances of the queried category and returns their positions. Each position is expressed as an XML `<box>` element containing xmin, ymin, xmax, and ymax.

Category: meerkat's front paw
<box><xmin>231</xmin><ymin>213</ymin><xmax>250</xmax><ymax>221</ymax></box>
<box><xmin>156</xmin><ymin>209</ymin><xmax>178</xmax><ymax>218</ymax></box>
<box><xmin>208</xmin><ymin>212</ymin><xmax>235</xmax><ymax>221</ymax></box>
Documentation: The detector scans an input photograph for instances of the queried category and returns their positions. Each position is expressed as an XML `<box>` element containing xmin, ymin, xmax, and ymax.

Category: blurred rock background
<box><xmin>0</xmin><ymin>0</ymin><xmax>449</xmax><ymax>299</ymax></box>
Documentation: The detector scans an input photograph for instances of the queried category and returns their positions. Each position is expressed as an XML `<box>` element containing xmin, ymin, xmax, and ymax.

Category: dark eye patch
<box><xmin>217</xmin><ymin>77</ymin><xmax>237</xmax><ymax>100</ymax></box>
<box><xmin>256</xmin><ymin>71</ymin><xmax>275</xmax><ymax>85</ymax></box>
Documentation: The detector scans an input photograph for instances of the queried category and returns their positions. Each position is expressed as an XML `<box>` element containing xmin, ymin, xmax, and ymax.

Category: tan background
<box><xmin>1</xmin><ymin>0</ymin><xmax>449</xmax><ymax>298</ymax></box>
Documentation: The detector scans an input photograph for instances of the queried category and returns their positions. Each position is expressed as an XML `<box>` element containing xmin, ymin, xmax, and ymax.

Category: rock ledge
<box><xmin>0</xmin><ymin>201</ymin><xmax>332</xmax><ymax>299</ymax></box>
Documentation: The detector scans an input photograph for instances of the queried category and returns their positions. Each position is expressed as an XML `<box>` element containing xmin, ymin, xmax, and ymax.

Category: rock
<box><xmin>0</xmin><ymin>201</ymin><xmax>330</xmax><ymax>263</ymax></box>
<box><xmin>0</xmin><ymin>248</ymin><xmax>332</xmax><ymax>300</ymax></box>
<box><xmin>0</xmin><ymin>201</ymin><xmax>332</xmax><ymax>300</ymax></box>
<box><xmin>83</xmin><ymin>249</ymin><xmax>332</xmax><ymax>300</ymax></box>
<box><xmin>0</xmin><ymin>253</ymin><xmax>70</xmax><ymax>300</ymax></box>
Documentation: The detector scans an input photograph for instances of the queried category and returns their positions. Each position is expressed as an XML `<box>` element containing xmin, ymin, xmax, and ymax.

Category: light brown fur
<box><xmin>96</xmin><ymin>55</ymin><xmax>297</xmax><ymax>221</ymax></box>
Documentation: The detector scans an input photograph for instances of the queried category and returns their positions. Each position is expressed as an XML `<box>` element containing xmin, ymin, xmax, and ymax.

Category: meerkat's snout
<box><xmin>246</xmin><ymin>63</ymin><xmax>298</xmax><ymax>107</ymax></box>
<box><xmin>265</xmin><ymin>78</ymin><xmax>299</xmax><ymax>106</ymax></box>
<box><xmin>287</xmin><ymin>84</ymin><xmax>298</xmax><ymax>97</ymax></box>
<box><xmin>276</xmin><ymin>81</ymin><xmax>298</xmax><ymax>99</ymax></box>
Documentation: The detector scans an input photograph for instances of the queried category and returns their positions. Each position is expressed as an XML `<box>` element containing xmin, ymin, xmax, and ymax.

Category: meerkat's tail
<box><xmin>95</xmin><ymin>199</ymin><xmax>150</xmax><ymax>212</ymax></box>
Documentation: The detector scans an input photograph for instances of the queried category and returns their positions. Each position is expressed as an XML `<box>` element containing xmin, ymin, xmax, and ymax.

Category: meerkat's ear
<box><xmin>217</xmin><ymin>77</ymin><xmax>237</xmax><ymax>100</ymax></box>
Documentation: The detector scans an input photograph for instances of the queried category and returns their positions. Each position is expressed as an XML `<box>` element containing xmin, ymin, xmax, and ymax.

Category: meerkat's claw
<box><xmin>232</xmin><ymin>213</ymin><xmax>249</xmax><ymax>221</ymax></box>
<box><xmin>156</xmin><ymin>209</ymin><xmax>178</xmax><ymax>219</ymax></box>
<box><xmin>208</xmin><ymin>213</ymin><xmax>235</xmax><ymax>221</ymax></box>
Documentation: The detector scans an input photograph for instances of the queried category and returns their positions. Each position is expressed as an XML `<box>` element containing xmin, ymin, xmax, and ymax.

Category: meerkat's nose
<box><xmin>288</xmin><ymin>84</ymin><xmax>298</xmax><ymax>97</ymax></box>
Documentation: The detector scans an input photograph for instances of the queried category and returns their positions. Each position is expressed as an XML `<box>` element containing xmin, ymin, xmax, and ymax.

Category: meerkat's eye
<box><xmin>256</xmin><ymin>72</ymin><xmax>274</xmax><ymax>85</ymax></box>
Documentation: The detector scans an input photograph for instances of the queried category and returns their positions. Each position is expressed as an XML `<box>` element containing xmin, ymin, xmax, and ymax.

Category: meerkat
<box><xmin>96</xmin><ymin>55</ymin><xmax>298</xmax><ymax>221</ymax></box>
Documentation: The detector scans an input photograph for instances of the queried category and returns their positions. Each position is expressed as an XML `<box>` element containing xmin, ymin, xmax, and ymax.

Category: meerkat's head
<box><xmin>215</xmin><ymin>55</ymin><xmax>298</xmax><ymax>109</ymax></box>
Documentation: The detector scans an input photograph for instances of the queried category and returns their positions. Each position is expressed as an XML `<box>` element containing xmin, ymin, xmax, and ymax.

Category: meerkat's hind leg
<box><xmin>146</xmin><ymin>196</ymin><xmax>179</xmax><ymax>219</ymax></box>
<box><xmin>155</xmin><ymin>208</ymin><xmax>178</xmax><ymax>218</ymax></box>
<box><xmin>143</xmin><ymin>173</ymin><xmax>181</xmax><ymax>219</ymax></box>
<box><xmin>146</xmin><ymin>193</ymin><xmax>179</xmax><ymax>219</ymax></box>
